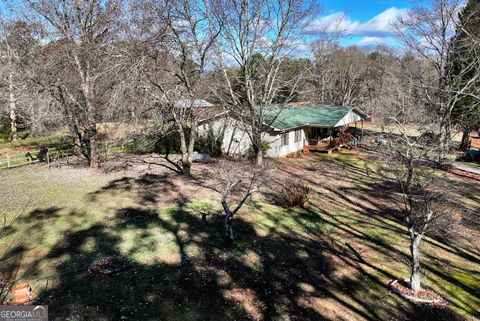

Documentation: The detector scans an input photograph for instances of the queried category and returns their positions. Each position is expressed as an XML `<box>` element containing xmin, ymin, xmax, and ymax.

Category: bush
<box><xmin>0</xmin><ymin>118</ymin><xmax>11</xmax><ymax>142</ymax></box>
<box><xmin>248</xmin><ymin>141</ymin><xmax>271</xmax><ymax>158</ymax></box>
<box><xmin>125</xmin><ymin>130</ymin><xmax>181</xmax><ymax>155</ymax></box>
<box><xmin>280</xmin><ymin>180</ymin><xmax>311</xmax><ymax>208</ymax></box>
<box><xmin>458</xmin><ymin>150</ymin><xmax>480</xmax><ymax>164</ymax></box>
<box><xmin>126</xmin><ymin>127</ymin><xmax>224</xmax><ymax>156</ymax></box>
<box><xmin>195</xmin><ymin>134</ymin><xmax>222</xmax><ymax>156</ymax></box>
<box><xmin>466</xmin><ymin>150</ymin><xmax>480</xmax><ymax>163</ymax></box>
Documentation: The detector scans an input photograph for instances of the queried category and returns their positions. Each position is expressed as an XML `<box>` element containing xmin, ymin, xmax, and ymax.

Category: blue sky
<box><xmin>0</xmin><ymin>0</ymin><xmax>411</xmax><ymax>49</ymax></box>
<box><xmin>311</xmin><ymin>0</ymin><xmax>413</xmax><ymax>48</ymax></box>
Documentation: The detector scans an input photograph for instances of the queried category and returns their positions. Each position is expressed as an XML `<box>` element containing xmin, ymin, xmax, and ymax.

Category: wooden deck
<box><xmin>303</xmin><ymin>134</ymin><xmax>356</xmax><ymax>155</ymax></box>
<box><xmin>470</xmin><ymin>132</ymin><xmax>480</xmax><ymax>149</ymax></box>
<box><xmin>303</xmin><ymin>140</ymin><xmax>342</xmax><ymax>155</ymax></box>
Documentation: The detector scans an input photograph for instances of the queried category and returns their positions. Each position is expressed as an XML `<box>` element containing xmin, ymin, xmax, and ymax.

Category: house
<box><xmin>199</xmin><ymin>104</ymin><xmax>369</xmax><ymax>158</ymax></box>
<box><xmin>174</xmin><ymin>99</ymin><xmax>214</xmax><ymax>108</ymax></box>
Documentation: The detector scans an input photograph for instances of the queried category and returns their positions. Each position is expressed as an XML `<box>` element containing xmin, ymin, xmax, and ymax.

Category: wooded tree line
<box><xmin>0</xmin><ymin>0</ymin><xmax>478</xmax><ymax>169</ymax></box>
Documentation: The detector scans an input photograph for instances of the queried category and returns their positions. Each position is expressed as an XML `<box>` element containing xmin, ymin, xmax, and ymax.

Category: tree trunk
<box><xmin>65</xmin><ymin>114</ymin><xmax>83</xmax><ymax>156</ymax></box>
<box><xmin>83</xmin><ymin>89</ymin><xmax>99</xmax><ymax>169</ymax></box>
<box><xmin>255</xmin><ymin>148</ymin><xmax>263</xmax><ymax>166</ymax></box>
<box><xmin>438</xmin><ymin>114</ymin><xmax>451</xmax><ymax>163</ymax></box>
<box><xmin>410</xmin><ymin>233</ymin><xmax>422</xmax><ymax>292</ymax></box>
<box><xmin>459</xmin><ymin>130</ymin><xmax>471</xmax><ymax>151</ymax></box>
<box><xmin>178</xmin><ymin>123</ymin><xmax>193</xmax><ymax>176</ymax></box>
<box><xmin>73</xmin><ymin>134</ymin><xmax>82</xmax><ymax>155</ymax></box>
<box><xmin>224</xmin><ymin>211</ymin><xmax>234</xmax><ymax>242</ymax></box>
<box><xmin>8</xmin><ymin>72</ymin><xmax>17</xmax><ymax>141</ymax></box>
<box><xmin>185</xmin><ymin>121</ymin><xmax>197</xmax><ymax>177</ymax></box>
<box><xmin>88</xmin><ymin>122</ymin><xmax>99</xmax><ymax>169</ymax></box>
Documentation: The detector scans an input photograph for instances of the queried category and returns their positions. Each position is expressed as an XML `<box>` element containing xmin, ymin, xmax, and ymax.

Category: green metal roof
<box><xmin>266</xmin><ymin>105</ymin><xmax>356</xmax><ymax>130</ymax></box>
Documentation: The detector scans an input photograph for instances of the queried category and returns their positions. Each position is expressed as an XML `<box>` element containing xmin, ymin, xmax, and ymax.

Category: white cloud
<box><xmin>355</xmin><ymin>36</ymin><xmax>385</xmax><ymax>47</ymax></box>
<box><xmin>305</xmin><ymin>7</ymin><xmax>409</xmax><ymax>38</ymax></box>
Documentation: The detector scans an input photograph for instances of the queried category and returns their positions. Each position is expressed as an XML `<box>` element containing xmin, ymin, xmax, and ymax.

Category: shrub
<box><xmin>125</xmin><ymin>130</ymin><xmax>181</xmax><ymax>155</ymax></box>
<box><xmin>0</xmin><ymin>118</ymin><xmax>11</xmax><ymax>142</ymax></box>
<box><xmin>248</xmin><ymin>141</ymin><xmax>271</xmax><ymax>158</ymax></box>
<box><xmin>195</xmin><ymin>134</ymin><xmax>222</xmax><ymax>156</ymax></box>
<box><xmin>466</xmin><ymin>150</ymin><xmax>480</xmax><ymax>163</ymax></box>
<box><xmin>280</xmin><ymin>180</ymin><xmax>311</xmax><ymax>208</ymax></box>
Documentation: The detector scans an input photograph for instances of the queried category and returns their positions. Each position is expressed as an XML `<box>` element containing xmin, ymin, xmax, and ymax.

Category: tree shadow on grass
<box><xmin>259</xmin><ymin>154</ymin><xmax>475</xmax><ymax>320</ymax></box>
<box><xmin>87</xmin><ymin>173</ymin><xmax>182</xmax><ymax>207</ymax></box>
<box><xmin>13</xmin><ymin>151</ymin><xmax>477</xmax><ymax>321</ymax></box>
<box><xmin>29</xmin><ymin>203</ymin><xmax>337</xmax><ymax>321</ymax></box>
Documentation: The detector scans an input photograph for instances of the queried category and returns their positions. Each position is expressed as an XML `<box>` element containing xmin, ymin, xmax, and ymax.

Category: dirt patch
<box><xmin>389</xmin><ymin>279</ymin><xmax>447</xmax><ymax>305</ymax></box>
<box><xmin>88</xmin><ymin>256</ymin><xmax>132</xmax><ymax>275</ymax></box>
<box><xmin>157</xmin><ymin>254</ymin><xmax>182</xmax><ymax>265</ymax></box>
<box><xmin>223</xmin><ymin>288</ymin><xmax>265</xmax><ymax>321</ymax></box>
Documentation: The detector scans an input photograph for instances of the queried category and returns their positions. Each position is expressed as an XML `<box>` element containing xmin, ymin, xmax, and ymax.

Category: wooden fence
<box><xmin>0</xmin><ymin>142</ymin><xmax>125</xmax><ymax>170</ymax></box>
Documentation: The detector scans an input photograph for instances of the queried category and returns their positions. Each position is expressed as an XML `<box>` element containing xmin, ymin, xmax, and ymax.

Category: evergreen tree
<box><xmin>449</xmin><ymin>0</ymin><xmax>480</xmax><ymax>150</ymax></box>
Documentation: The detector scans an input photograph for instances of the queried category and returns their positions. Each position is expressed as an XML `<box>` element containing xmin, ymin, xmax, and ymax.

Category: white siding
<box><xmin>198</xmin><ymin>117</ymin><xmax>306</xmax><ymax>157</ymax></box>
<box><xmin>198</xmin><ymin>117</ymin><xmax>251</xmax><ymax>155</ymax></box>
<box><xmin>265</xmin><ymin>129</ymin><xmax>305</xmax><ymax>157</ymax></box>
<box><xmin>335</xmin><ymin>110</ymin><xmax>363</xmax><ymax>127</ymax></box>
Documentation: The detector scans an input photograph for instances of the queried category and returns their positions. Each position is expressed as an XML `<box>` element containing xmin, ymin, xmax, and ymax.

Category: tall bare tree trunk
<box><xmin>82</xmin><ymin>70</ymin><xmax>99</xmax><ymax>169</ymax></box>
<box><xmin>459</xmin><ymin>130</ymin><xmax>471</xmax><ymax>151</ymax></box>
<box><xmin>185</xmin><ymin>121</ymin><xmax>197</xmax><ymax>176</ymax></box>
<box><xmin>87</xmin><ymin>122</ymin><xmax>99</xmax><ymax>169</ymax></box>
<box><xmin>438</xmin><ymin>113</ymin><xmax>451</xmax><ymax>163</ymax></box>
<box><xmin>178</xmin><ymin>121</ymin><xmax>195</xmax><ymax>177</ymax></box>
<box><xmin>252</xmin><ymin>133</ymin><xmax>263</xmax><ymax>166</ymax></box>
<box><xmin>73</xmin><ymin>131</ymin><xmax>82</xmax><ymax>155</ymax></box>
<box><xmin>255</xmin><ymin>148</ymin><xmax>263</xmax><ymax>166</ymax></box>
<box><xmin>409</xmin><ymin>231</ymin><xmax>422</xmax><ymax>292</ymax></box>
<box><xmin>8</xmin><ymin>71</ymin><xmax>18</xmax><ymax>141</ymax></box>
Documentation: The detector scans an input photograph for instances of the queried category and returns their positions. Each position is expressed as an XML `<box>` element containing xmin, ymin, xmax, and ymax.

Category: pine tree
<box><xmin>449</xmin><ymin>0</ymin><xmax>480</xmax><ymax>150</ymax></box>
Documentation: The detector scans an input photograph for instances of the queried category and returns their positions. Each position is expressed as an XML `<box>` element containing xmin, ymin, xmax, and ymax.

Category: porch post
<box><xmin>361</xmin><ymin>120</ymin><xmax>364</xmax><ymax>145</ymax></box>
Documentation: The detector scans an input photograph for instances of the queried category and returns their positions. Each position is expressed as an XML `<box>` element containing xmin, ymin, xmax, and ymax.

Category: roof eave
<box><xmin>351</xmin><ymin>107</ymin><xmax>370</xmax><ymax>120</ymax></box>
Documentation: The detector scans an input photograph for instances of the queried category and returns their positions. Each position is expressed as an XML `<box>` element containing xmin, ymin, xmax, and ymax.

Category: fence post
<box><xmin>46</xmin><ymin>149</ymin><xmax>50</xmax><ymax>168</ymax></box>
<box><xmin>6</xmin><ymin>154</ymin><xmax>10</xmax><ymax>169</ymax></box>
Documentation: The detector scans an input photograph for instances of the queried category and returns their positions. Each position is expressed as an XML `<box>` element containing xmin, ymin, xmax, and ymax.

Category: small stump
<box><xmin>88</xmin><ymin>256</ymin><xmax>132</xmax><ymax>275</ymax></box>
<box><xmin>389</xmin><ymin>279</ymin><xmax>447</xmax><ymax>305</ymax></box>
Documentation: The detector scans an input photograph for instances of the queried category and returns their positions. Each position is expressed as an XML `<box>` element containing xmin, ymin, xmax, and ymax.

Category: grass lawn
<box><xmin>0</xmin><ymin>130</ymin><xmax>70</xmax><ymax>155</ymax></box>
<box><xmin>0</xmin><ymin>150</ymin><xmax>479</xmax><ymax>321</ymax></box>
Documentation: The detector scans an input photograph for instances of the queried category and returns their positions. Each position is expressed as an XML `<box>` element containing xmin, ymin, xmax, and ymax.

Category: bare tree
<box><xmin>385</xmin><ymin>120</ymin><xmax>456</xmax><ymax>293</ymax></box>
<box><xmin>213</xmin><ymin>0</ymin><xmax>318</xmax><ymax>166</ymax></box>
<box><xmin>18</xmin><ymin>0</ymin><xmax>127</xmax><ymax>169</ymax></box>
<box><xmin>395</xmin><ymin>0</ymin><xmax>480</xmax><ymax>162</ymax></box>
<box><xmin>0</xmin><ymin>19</ymin><xmax>39</xmax><ymax>141</ymax></box>
<box><xmin>135</xmin><ymin>0</ymin><xmax>220</xmax><ymax>176</ymax></box>
<box><xmin>218</xmin><ymin>160</ymin><xmax>264</xmax><ymax>242</ymax></box>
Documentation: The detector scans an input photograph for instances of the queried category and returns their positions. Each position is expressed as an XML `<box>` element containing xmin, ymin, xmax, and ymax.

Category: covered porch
<box><xmin>302</xmin><ymin>123</ymin><xmax>363</xmax><ymax>154</ymax></box>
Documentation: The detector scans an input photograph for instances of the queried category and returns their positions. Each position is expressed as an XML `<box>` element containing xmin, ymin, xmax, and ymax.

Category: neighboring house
<box><xmin>199</xmin><ymin>104</ymin><xmax>369</xmax><ymax>158</ymax></box>
<box><xmin>174</xmin><ymin>99</ymin><xmax>214</xmax><ymax>108</ymax></box>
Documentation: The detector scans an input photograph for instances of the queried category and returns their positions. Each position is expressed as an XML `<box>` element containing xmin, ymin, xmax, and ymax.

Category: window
<box><xmin>294</xmin><ymin>129</ymin><xmax>302</xmax><ymax>143</ymax></box>
<box><xmin>282</xmin><ymin>132</ymin><xmax>290</xmax><ymax>146</ymax></box>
